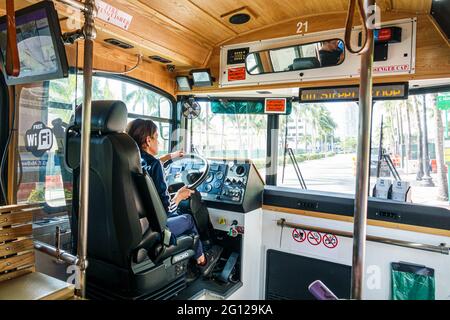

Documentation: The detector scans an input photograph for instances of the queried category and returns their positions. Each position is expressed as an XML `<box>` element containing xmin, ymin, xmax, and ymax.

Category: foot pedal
<box><xmin>217</xmin><ymin>252</ymin><xmax>239</xmax><ymax>283</ymax></box>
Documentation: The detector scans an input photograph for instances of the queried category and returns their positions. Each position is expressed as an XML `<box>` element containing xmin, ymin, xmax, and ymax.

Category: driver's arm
<box><xmin>144</xmin><ymin>159</ymin><xmax>179</xmax><ymax>217</ymax></box>
<box><xmin>160</xmin><ymin>150</ymin><xmax>185</xmax><ymax>165</ymax></box>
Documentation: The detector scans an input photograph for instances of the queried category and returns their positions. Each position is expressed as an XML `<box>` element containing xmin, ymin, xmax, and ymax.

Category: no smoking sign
<box><xmin>291</xmin><ymin>228</ymin><xmax>339</xmax><ymax>250</ymax></box>
<box><xmin>292</xmin><ymin>229</ymin><xmax>306</xmax><ymax>243</ymax></box>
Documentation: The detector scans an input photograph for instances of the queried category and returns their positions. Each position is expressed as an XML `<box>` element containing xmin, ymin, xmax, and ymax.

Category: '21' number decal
<box><xmin>296</xmin><ymin>21</ymin><xmax>309</xmax><ymax>34</ymax></box>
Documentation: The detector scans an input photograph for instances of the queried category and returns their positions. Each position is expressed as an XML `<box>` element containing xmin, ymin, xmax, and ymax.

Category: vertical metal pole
<box><xmin>76</xmin><ymin>0</ymin><xmax>96</xmax><ymax>299</ymax></box>
<box><xmin>351</xmin><ymin>0</ymin><xmax>375</xmax><ymax>300</ymax></box>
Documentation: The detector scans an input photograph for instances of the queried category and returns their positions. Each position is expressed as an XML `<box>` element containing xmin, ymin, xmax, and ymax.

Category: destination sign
<box><xmin>299</xmin><ymin>83</ymin><xmax>408</xmax><ymax>102</ymax></box>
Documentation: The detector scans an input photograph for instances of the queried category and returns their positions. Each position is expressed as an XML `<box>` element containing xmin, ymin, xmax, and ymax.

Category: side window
<box><xmin>276</xmin><ymin>94</ymin><xmax>450</xmax><ymax>210</ymax></box>
<box><xmin>370</xmin><ymin>93</ymin><xmax>449</xmax><ymax>208</ymax></box>
<box><xmin>17</xmin><ymin>75</ymin><xmax>173</xmax><ymax>210</ymax></box>
<box><xmin>18</xmin><ymin>80</ymin><xmax>76</xmax><ymax>209</ymax></box>
<box><xmin>277</xmin><ymin>102</ymin><xmax>358</xmax><ymax>194</ymax></box>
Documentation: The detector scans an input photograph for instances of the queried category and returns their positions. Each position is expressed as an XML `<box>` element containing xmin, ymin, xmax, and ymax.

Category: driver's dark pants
<box><xmin>167</xmin><ymin>214</ymin><xmax>204</xmax><ymax>260</ymax></box>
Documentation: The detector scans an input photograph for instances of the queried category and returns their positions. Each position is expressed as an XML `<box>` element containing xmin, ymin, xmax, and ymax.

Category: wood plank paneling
<box><xmin>0</xmin><ymin>239</ymin><xmax>34</xmax><ymax>257</ymax></box>
<box><xmin>65</xmin><ymin>42</ymin><xmax>177</xmax><ymax>96</ymax></box>
<box><xmin>136</xmin><ymin>0</ymin><xmax>237</xmax><ymax>44</ymax></box>
<box><xmin>0</xmin><ymin>252</ymin><xmax>34</xmax><ymax>273</ymax></box>
<box><xmin>0</xmin><ymin>267</ymin><xmax>33</xmax><ymax>283</ymax></box>
<box><xmin>0</xmin><ymin>224</ymin><xmax>32</xmax><ymax>242</ymax></box>
<box><xmin>0</xmin><ymin>211</ymin><xmax>33</xmax><ymax>228</ymax></box>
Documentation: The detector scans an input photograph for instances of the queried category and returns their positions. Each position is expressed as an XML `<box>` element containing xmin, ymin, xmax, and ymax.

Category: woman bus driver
<box><xmin>126</xmin><ymin>119</ymin><xmax>222</xmax><ymax>277</ymax></box>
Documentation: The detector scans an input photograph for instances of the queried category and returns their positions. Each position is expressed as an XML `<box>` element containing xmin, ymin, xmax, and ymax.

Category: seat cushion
<box><xmin>152</xmin><ymin>235</ymin><xmax>196</xmax><ymax>263</ymax></box>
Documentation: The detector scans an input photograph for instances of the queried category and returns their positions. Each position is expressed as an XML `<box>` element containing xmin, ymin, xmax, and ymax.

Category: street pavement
<box><xmin>274</xmin><ymin>153</ymin><xmax>450</xmax><ymax>209</ymax></box>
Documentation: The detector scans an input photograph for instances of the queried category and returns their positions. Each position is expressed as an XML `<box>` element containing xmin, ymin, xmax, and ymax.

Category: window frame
<box><xmin>182</xmin><ymin>88</ymin><xmax>450</xmax><ymax>223</ymax></box>
<box><xmin>15</xmin><ymin>71</ymin><xmax>177</xmax><ymax>213</ymax></box>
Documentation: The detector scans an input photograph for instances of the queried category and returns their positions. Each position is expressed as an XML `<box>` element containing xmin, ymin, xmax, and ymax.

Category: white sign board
<box><xmin>219</xmin><ymin>18</ymin><xmax>417</xmax><ymax>88</ymax></box>
<box><xmin>374</xmin><ymin>178</ymin><xmax>392</xmax><ymax>199</ymax></box>
<box><xmin>391</xmin><ymin>181</ymin><xmax>411</xmax><ymax>202</ymax></box>
<box><xmin>96</xmin><ymin>0</ymin><xmax>133</xmax><ymax>30</ymax></box>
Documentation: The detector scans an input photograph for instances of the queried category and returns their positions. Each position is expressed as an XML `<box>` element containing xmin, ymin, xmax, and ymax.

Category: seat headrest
<box><xmin>74</xmin><ymin>100</ymin><xmax>128</xmax><ymax>133</ymax></box>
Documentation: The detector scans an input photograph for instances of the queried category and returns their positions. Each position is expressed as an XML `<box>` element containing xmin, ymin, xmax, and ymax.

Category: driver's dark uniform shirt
<box><xmin>319</xmin><ymin>48</ymin><xmax>342</xmax><ymax>67</ymax></box>
<box><xmin>140</xmin><ymin>150</ymin><xmax>178</xmax><ymax>218</ymax></box>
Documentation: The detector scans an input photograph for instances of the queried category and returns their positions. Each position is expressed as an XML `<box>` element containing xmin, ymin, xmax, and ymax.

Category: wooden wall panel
<box><xmin>65</xmin><ymin>42</ymin><xmax>177</xmax><ymax>97</ymax></box>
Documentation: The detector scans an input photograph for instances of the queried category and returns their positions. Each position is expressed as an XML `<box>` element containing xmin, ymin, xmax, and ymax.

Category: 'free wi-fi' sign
<box><xmin>25</xmin><ymin>122</ymin><xmax>53</xmax><ymax>157</ymax></box>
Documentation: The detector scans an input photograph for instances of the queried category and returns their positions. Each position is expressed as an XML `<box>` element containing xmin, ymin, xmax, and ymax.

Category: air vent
<box><xmin>220</xmin><ymin>7</ymin><xmax>256</xmax><ymax>26</ymax></box>
<box><xmin>229</xmin><ymin>13</ymin><xmax>251</xmax><ymax>25</ymax></box>
<box><xmin>297</xmin><ymin>201</ymin><xmax>319</xmax><ymax>210</ymax></box>
<box><xmin>104</xmin><ymin>38</ymin><xmax>134</xmax><ymax>49</ymax></box>
<box><xmin>257</xmin><ymin>91</ymin><xmax>272</xmax><ymax>94</ymax></box>
<box><xmin>376</xmin><ymin>211</ymin><xmax>401</xmax><ymax>221</ymax></box>
<box><xmin>149</xmin><ymin>55</ymin><xmax>173</xmax><ymax>64</ymax></box>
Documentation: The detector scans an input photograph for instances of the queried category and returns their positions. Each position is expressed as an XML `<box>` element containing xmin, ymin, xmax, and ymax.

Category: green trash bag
<box><xmin>391</xmin><ymin>262</ymin><xmax>435</xmax><ymax>300</ymax></box>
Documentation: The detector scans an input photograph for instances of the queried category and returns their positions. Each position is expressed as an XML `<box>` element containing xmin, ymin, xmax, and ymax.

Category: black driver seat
<box><xmin>67</xmin><ymin>100</ymin><xmax>198</xmax><ymax>299</ymax></box>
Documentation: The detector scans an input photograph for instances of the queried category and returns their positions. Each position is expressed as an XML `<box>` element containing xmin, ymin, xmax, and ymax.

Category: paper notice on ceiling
<box><xmin>96</xmin><ymin>0</ymin><xmax>133</xmax><ymax>30</ymax></box>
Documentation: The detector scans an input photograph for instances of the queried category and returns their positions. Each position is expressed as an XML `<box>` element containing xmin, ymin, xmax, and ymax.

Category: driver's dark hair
<box><xmin>126</xmin><ymin>119</ymin><xmax>158</xmax><ymax>149</ymax></box>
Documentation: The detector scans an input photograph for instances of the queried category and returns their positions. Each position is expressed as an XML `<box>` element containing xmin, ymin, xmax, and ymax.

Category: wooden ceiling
<box><xmin>0</xmin><ymin>0</ymin><xmax>435</xmax><ymax>71</ymax></box>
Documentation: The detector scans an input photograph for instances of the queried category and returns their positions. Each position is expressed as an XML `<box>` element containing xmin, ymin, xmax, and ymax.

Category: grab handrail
<box><xmin>277</xmin><ymin>219</ymin><xmax>450</xmax><ymax>255</ymax></box>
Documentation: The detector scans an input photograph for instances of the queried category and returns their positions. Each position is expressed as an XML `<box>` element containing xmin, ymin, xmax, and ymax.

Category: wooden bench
<box><xmin>0</xmin><ymin>204</ymin><xmax>74</xmax><ymax>300</ymax></box>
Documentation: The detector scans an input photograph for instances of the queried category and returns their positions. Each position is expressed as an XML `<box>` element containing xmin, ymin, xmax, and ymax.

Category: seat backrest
<box><xmin>67</xmin><ymin>100</ymin><xmax>162</xmax><ymax>268</ymax></box>
<box><xmin>292</xmin><ymin>57</ymin><xmax>321</xmax><ymax>70</ymax></box>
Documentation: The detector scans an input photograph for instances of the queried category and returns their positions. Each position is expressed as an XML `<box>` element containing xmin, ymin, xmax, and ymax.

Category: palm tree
<box><xmin>126</xmin><ymin>87</ymin><xmax>159</xmax><ymax>116</ymax></box>
<box><xmin>420</xmin><ymin>95</ymin><xmax>435</xmax><ymax>187</ymax></box>
<box><xmin>413</xmin><ymin>95</ymin><xmax>424</xmax><ymax>180</ymax></box>
<box><xmin>432</xmin><ymin>94</ymin><xmax>449</xmax><ymax>200</ymax></box>
<box><xmin>404</xmin><ymin>100</ymin><xmax>413</xmax><ymax>173</ymax></box>
<box><xmin>49</xmin><ymin>74</ymin><xmax>79</xmax><ymax>105</ymax></box>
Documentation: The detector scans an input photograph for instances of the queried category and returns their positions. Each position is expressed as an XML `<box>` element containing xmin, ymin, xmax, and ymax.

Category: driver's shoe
<box><xmin>199</xmin><ymin>245</ymin><xmax>223</xmax><ymax>277</ymax></box>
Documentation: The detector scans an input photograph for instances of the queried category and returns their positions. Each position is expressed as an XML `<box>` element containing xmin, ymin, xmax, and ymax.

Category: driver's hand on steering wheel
<box><xmin>173</xmin><ymin>186</ymin><xmax>194</xmax><ymax>205</ymax></box>
<box><xmin>170</xmin><ymin>150</ymin><xmax>184</xmax><ymax>159</ymax></box>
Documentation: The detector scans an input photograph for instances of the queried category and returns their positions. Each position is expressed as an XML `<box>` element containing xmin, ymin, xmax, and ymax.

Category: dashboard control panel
<box><xmin>198</xmin><ymin>159</ymin><xmax>264</xmax><ymax>213</ymax></box>
<box><xmin>198</xmin><ymin>160</ymin><xmax>250</xmax><ymax>205</ymax></box>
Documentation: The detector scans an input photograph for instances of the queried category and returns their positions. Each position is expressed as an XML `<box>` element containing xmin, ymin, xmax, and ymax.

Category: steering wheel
<box><xmin>165</xmin><ymin>153</ymin><xmax>210</xmax><ymax>190</ymax></box>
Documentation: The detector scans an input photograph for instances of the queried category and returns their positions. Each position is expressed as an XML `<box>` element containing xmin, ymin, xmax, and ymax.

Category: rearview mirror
<box><xmin>245</xmin><ymin>39</ymin><xmax>345</xmax><ymax>75</ymax></box>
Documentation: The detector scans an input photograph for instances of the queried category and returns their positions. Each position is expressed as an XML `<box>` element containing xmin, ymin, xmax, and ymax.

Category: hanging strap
<box><xmin>344</xmin><ymin>0</ymin><xmax>371</xmax><ymax>55</ymax></box>
<box><xmin>5</xmin><ymin>0</ymin><xmax>20</xmax><ymax>77</ymax></box>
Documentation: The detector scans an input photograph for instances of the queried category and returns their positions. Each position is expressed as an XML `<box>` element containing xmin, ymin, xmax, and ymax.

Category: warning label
<box><xmin>228</xmin><ymin>67</ymin><xmax>246</xmax><ymax>81</ymax></box>
<box><xmin>291</xmin><ymin>229</ymin><xmax>339</xmax><ymax>249</ymax></box>
<box><xmin>292</xmin><ymin>229</ymin><xmax>306</xmax><ymax>243</ymax></box>
<box><xmin>322</xmin><ymin>234</ymin><xmax>339</xmax><ymax>249</ymax></box>
<box><xmin>307</xmin><ymin>231</ymin><xmax>322</xmax><ymax>246</ymax></box>
<box><xmin>265</xmin><ymin>98</ymin><xmax>287</xmax><ymax>114</ymax></box>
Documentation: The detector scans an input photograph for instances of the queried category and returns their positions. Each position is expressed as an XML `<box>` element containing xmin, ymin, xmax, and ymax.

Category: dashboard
<box><xmin>165</xmin><ymin>157</ymin><xmax>264</xmax><ymax>213</ymax></box>
<box><xmin>197</xmin><ymin>160</ymin><xmax>250</xmax><ymax>205</ymax></box>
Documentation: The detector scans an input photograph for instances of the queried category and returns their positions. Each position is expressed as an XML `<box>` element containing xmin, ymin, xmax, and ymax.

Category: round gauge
<box><xmin>235</xmin><ymin>165</ymin><xmax>246</xmax><ymax>176</ymax></box>
<box><xmin>215</xmin><ymin>172</ymin><xmax>224</xmax><ymax>180</ymax></box>
<box><xmin>204</xmin><ymin>184</ymin><xmax>212</xmax><ymax>192</ymax></box>
<box><xmin>206</xmin><ymin>173</ymin><xmax>214</xmax><ymax>183</ymax></box>
<box><xmin>214</xmin><ymin>181</ymin><xmax>222</xmax><ymax>189</ymax></box>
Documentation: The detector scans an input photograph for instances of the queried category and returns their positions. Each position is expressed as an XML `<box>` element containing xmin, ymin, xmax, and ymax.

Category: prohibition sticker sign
<box><xmin>292</xmin><ymin>229</ymin><xmax>306</xmax><ymax>243</ymax></box>
<box><xmin>307</xmin><ymin>231</ymin><xmax>322</xmax><ymax>246</ymax></box>
<box><xmin>323</xmin><ymin>234</ymin><xmax>339</xmax><ymax>249</ymax></box>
